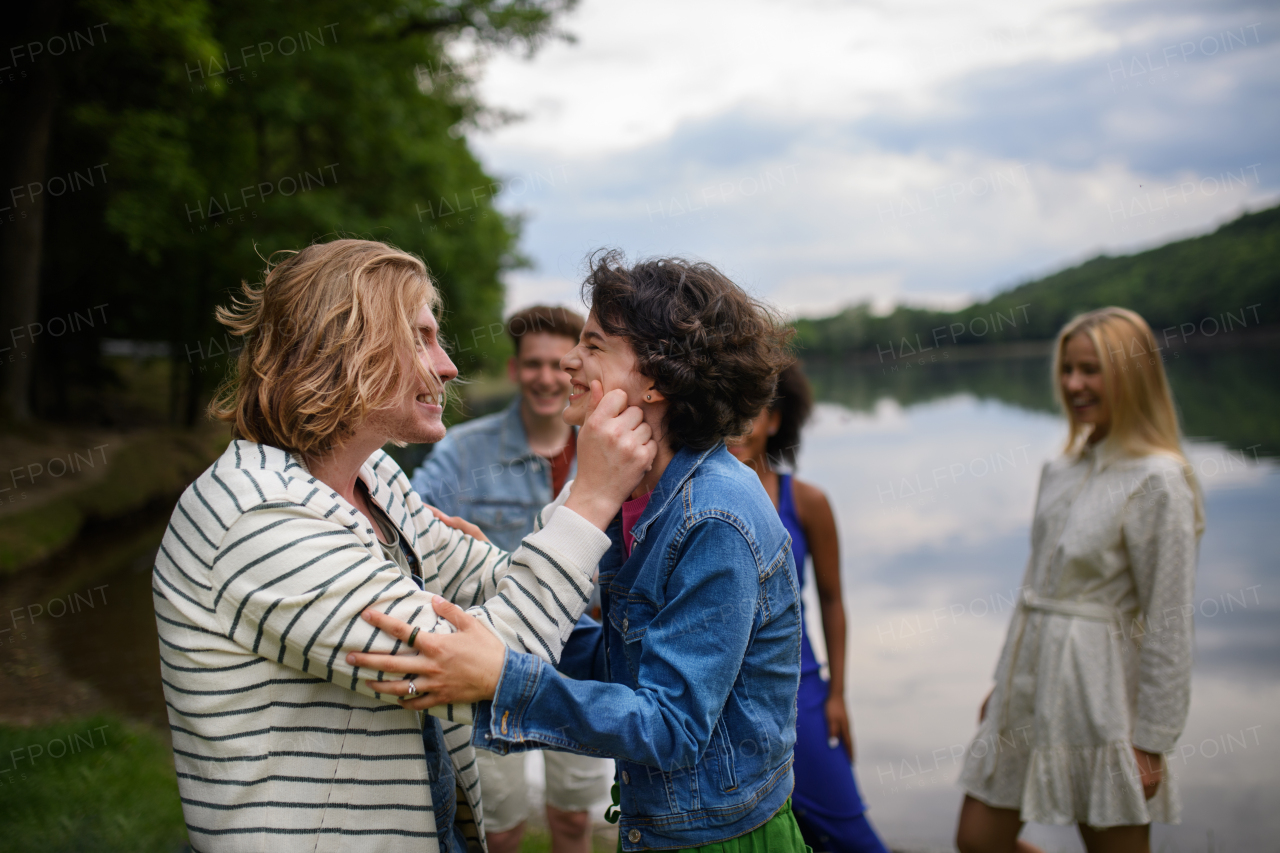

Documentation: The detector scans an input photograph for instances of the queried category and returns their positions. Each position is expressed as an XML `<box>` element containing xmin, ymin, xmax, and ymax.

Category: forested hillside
<box><xmin>796</xmin><ymin>204</ymin><xmax>1280</xmax><ymax>359</ymax></box>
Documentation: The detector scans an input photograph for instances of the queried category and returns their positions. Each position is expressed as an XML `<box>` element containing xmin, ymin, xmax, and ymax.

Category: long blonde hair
<box><xmin>209</xmin><ymin>239</ymin><xmax>443</xmax><ymax>457</ymax></box>
<box><xmin>1053</xmin><ymin>306</ymin><xmax>1204</xmax><ymax>530</ymax></box>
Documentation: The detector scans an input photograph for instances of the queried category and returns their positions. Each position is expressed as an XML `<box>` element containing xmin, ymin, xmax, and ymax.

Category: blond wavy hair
<box><xmin>1054</xmin><ymin>306</ymin><xmax>1204</xmax><ymax>530</ymax></box>
<box><xmin>210</xmin><ymin>239</ymin><xmax>442</xmax><ymax>457</ymax></box>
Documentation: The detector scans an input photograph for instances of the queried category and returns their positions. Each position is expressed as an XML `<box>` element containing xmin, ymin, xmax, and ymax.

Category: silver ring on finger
<box><xmin>404</xmin><ymin>678</ymin><xmax>418</xmax><ymax>697</ymax></box>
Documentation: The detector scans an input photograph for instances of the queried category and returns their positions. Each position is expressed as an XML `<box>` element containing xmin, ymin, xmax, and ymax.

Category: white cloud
<box><xmin>797</xmin><ymin>397</ymin><xmax>1065</xmax><ymax>561</ymax></box>
<box><xmin>474</xmin><ymin>0</ymin><xmax>1119</xmax><ymax>159</ymax></box>
<box><xmin>778</xmin><ymin>272</ymin><xmax>904</xmax><ymax>317</ymax></box>
<box><xmin>473</xmin><ymin>0</ymin><xmax>1279</xmax><ymax>314</ymax></box>
<box><xmin>1184</xmin><ymin>440</ymin><xmax>1277</xmax><ymax>492</ymax></box>
<box><xmin>502</xmin><ymin>271</ymin><xmax>583</xmax><ymax>312</ymax></box>
<box><xmin>491</xmin><ymin>131</ymin><xmax>1276</xmax><ymax>313</ymax></box>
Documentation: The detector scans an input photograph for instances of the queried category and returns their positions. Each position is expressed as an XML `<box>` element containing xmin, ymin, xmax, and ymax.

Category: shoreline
<box><xmin>802</xmin><ymin>323</ymin><xmax>1280</xmax><ymax>367</ymax></box>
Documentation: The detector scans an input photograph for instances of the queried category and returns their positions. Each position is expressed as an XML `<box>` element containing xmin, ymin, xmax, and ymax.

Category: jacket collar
<box><xmin>1076</xmin><ymin>434</ymin><xmax>1125</xmax><ymax>474</ymax></box>
<box><xmin>231</xmin><ymin>439</ymin><xmax>413</xmax><ymax>549</ymax></box>
<box><xmin>628</xmin><ymin>442</ymin><xmax>721</xmax><ymax>546</ymax></box>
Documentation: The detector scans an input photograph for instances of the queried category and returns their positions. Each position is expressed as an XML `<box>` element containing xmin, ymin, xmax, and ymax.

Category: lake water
<box><xmin>796</xmin><ymin>348</ymin><xmax>1280</xmax><ymax>853</ymax></box>
<box><xmin>14</xmin><ymin>345</ymin><xmax>1277</xmax><ymax>853</ymax></box>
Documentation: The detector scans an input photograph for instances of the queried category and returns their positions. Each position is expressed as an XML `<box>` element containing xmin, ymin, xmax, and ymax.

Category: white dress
<box><xmin>959</xmin><ymin>439</ymin><xmax>1200</xmax><ymax>827</ymax></box>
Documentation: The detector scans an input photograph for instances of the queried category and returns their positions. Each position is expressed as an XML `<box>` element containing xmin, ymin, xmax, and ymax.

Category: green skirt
<box><xmin>615</xmin><ymin>799</ymin><xmax>811</xmax><ymax>853</ymax></box>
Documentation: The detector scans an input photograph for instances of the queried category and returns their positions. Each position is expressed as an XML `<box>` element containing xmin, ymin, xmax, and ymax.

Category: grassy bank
<box><xmin>0</xmin><ymin>422</ymin><xmax>228</xmax><ymax>576</ymax></box>
<box><xmin>0</xmin><ymin>715</ymin><xmax>188</xmax><ymax>852</ymax></box>
<box><xmin>5</xmin><ymin>690</ymin><xmax>614</xmax><ymax>853</ymax></box>
<box><xmin>0</xmin><ymin>713</ymin><xmax>618</xmax><ymax>853</ymax></box>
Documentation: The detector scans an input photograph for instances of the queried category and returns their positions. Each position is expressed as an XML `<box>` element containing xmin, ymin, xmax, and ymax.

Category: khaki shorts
<box><xmin>475</xmin><ymin>749</ymin><xmax>612</xmax><ymax>833</ymax></box>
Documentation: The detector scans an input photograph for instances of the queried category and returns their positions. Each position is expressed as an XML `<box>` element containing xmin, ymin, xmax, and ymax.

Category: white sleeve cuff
<box><xmin>526</xmin><ymin>504</ymin><xmax>611</xmax><ymax>581</ymax></box>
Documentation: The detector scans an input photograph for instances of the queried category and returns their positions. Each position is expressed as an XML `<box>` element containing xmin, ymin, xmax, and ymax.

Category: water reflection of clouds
<box><xmin>789</xmin><ymin>392</ymin><xmax>1280</xmax><ymax>852</ymax></box>
<box><xmin>799</xmin><ymin>396</ymin><xmax>1064</xmax><ymax>562</ymax></box>
<box><xmin>1183</xmin><ymin>440</ymin><xmax>1275</xmax><ymax>492</ymax></box>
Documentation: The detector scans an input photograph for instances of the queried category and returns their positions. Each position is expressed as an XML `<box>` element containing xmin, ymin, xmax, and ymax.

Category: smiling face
<box><xmin>366</xmin><ymin>304</ymin><xmax>458</xmax><ymax>445</ymax></box>
<box><xmin>1060</xmin><ymin>332</ymin><xmax>1111</xmax><ymax>439</ymax></box>
<box><xmin>508</xmin><ymin>332</ymin><xmax>576</xmax><ymax>420</ymax></box>
<box><xmin>560</xmin><ymin>313</ymin><xmax>659</xmax><ymax>428</ymax></box>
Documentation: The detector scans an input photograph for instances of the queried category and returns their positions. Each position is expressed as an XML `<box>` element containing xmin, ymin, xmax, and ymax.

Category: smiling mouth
<box><xmin>416</xmin><ymin>392</ymin><xmax>445</xmax><ymax>406</ymax></box>
<box><xmin>568</xmin><ymin>382</ymin><xmax>589</xmax><ymax>401</ymax></box>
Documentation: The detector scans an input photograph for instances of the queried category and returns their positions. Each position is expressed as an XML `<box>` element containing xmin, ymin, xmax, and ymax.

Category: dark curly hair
<box><xmin>766</xmin><ymin>362</ymin><xmax>814</xmax><ymax>469</ymax></box>
<box><xmin>583</xmin><ymin>250</ymin><xmax>794</xmax><ymax>452</ymax></box>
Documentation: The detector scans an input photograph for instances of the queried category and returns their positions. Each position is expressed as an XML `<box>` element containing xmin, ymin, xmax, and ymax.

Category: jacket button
<box><xmin>622</xmin><ymin>618</ymin><xmax>629</xmax><ymax>632</ymax></box>
<box><xmin>621</xmin><ymin>770</ymin><xmax>630</xmax><ymax>784</ymax></box>
<box><xmin>628</xmin><ymin>829</ymin><xmax>641</xmax><ymax>843</ymax></box>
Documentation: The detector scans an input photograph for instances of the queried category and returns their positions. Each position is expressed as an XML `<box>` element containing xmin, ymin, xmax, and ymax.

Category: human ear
<box><xmin>506</xmin><ymin>356</ymin><xmax>518</xmax><ymax>384</ymax></box>
<box><xmin>643</xmin><ymin>386</ymin><xmax>666</xmax><ymax>404</ymax></box>
<box><xmin>767</xmin><ymin>409</ymin><xmax>781</xmax><ymax>437</ymax></box>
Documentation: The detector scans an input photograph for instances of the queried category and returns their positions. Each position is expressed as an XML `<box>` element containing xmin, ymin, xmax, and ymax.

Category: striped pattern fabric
<box><xmin>154</xmin><ymin>439</ymin><xmax>608</xmax><ymax>852</ymax></box>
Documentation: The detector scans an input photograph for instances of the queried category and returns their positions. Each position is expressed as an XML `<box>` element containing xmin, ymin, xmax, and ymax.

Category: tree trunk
<box><xmin>0</xmin><ymin>2</ymin><xmax>63</xmax><ymax>422</ymax></box>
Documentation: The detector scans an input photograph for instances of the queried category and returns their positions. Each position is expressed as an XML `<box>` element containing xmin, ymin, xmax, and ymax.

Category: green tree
<box><xmin>1</xmin><ymin>0</ymin><xmax>575</xmax><ymax>424</ymax></box>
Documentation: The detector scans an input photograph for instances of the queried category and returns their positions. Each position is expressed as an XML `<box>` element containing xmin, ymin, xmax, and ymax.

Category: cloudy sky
<box><xmin>467</xmin><ymin>0</ymin><xmax>1279</xmax><ymax>318</ymax></box>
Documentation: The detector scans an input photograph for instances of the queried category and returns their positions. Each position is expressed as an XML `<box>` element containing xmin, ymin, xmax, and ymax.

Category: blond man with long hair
<box><xmin>152</xmin><ymin>238</ymin><xmax>655</xmax><ymax>852</ymax></box>
<box><xmin>956</xmin><ymin>307</ymin><xmax>1203</xmax><ymax>853</ymax></box>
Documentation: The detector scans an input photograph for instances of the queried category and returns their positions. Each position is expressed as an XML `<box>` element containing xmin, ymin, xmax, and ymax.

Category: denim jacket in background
<box><xmin>472</xmin><ymin>444</ymin><xmax>802</xmax><ymax>851</ymax></box>
<box><xmin>410</xmin><ymin>397</ymin><xmax>576</xmax><ymax>554</ymax></box>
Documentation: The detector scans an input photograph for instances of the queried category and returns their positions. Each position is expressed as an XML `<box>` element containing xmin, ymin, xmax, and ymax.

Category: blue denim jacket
<box><xmin>473</xmin><ymin>444</ymin><xmax>801</xmax><ymax>851</ymax></box>
<box><xmin>410</xmin><ymin>398</ymin><xmax>576</xmax><ymax>554</ymax></box>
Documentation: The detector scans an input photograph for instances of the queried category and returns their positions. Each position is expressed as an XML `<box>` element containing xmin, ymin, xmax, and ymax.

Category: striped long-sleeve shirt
<box><xmin>153</xmin><ymin>439</ymin><xmax>608</xmax><ymax>852</ymax></box>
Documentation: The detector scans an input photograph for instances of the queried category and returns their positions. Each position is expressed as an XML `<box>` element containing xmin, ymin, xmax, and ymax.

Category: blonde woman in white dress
<box><xmin>955</xmin><ymin>307</ymin><xmax>1204</xmax><ymax>853</ymax></box>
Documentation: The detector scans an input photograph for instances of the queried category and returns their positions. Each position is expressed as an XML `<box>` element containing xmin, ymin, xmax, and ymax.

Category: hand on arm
<box><xmin>427</xmin><ymin>505</ymin><xmax>491</xmax><ymax>544</ymax></box>
<box><xmin>345</xmin><ymin>600</ymin><xmax>601</xmax><ymax>712</ymax></box>
<box><xmin>483</xmin><ymin>519</ymin><xmax>758</xmax><ymax>770</ymax></box>
<box><xmin>348</xmin><ymin>597</ymin><xmax>506</xmax><ymax>709</ymax></box>
<box><xmin>217</xmin><ymin>493</ymin><xmax>584</xmax><ymax>727</ymax></box>
<box><xmin>361</xmin><ymin>520</ymin><xmax>760</xmax><ymax>772</ymax></box>
<box><xmin>420</xmin><ymin>481</ymin><xmax>607</xmax><ymax>659</ymax></box>
<box><xmin>212</xmin><ymin>501</ymin><xmax>462</xmax><ymax>708</ymax></box>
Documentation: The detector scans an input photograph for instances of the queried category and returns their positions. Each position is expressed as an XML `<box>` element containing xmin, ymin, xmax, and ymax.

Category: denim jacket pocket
<box><xmin>710</xmin><ymin>716</ymin><xmax>740</xmax><ymax>793</ymax></box>
<box><xmin>610</xmin><ymin>595</ymin><xmax>658</xmax><ymax>644</ymax></box>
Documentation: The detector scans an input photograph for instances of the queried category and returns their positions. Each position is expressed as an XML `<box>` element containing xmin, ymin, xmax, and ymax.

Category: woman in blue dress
<box><xmin>728</xmin><ymin>363</ymin><xmax>891</xmax><ymax>853</ymax></box>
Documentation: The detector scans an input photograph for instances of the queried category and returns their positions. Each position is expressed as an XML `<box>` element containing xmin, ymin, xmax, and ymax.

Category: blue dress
<box><xmin>778</xmin><ymin>475</ymin><xmax>891</xmax><ymax>853</ymax></box>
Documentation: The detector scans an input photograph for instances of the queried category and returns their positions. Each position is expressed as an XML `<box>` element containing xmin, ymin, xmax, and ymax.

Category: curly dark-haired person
<box><xmin>729</xmin><ymin>363</ymin><xmax>891</xmax><ymax>853</ymax></box>
<box><xmin>345</xmin><ymin>252</ymin><xmax>812</xmax><ymax>852</ymax></box>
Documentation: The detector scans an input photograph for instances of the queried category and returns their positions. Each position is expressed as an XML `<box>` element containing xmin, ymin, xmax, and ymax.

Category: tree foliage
<box><xmin>3</xmin><ymin>0</ymin><xmax>575</xmax><ymax>424</ymax></box>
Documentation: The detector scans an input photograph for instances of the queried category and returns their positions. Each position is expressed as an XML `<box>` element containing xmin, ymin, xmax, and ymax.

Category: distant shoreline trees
<box><xmin>795</xmin><ymin>204</ymin><xmax>1280</xmax><ymax>362</ymax></box>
